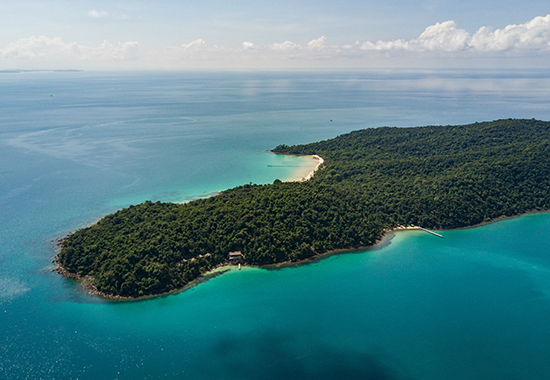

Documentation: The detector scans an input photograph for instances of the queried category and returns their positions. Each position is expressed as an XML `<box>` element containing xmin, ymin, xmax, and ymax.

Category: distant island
<box><xmin>55</xmin><ymin>119</ymin><xmax>550</xmax><ymax>299</ymax></box>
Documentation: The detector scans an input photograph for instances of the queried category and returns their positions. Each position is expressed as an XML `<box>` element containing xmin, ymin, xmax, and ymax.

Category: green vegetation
<box><xmin>56</xmin><ymin>119</ymin><xmax>550</xmax><ymax>298</ymax></box>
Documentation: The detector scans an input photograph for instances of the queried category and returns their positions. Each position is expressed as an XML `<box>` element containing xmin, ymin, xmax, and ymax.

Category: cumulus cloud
<box><xmin>2</xmin><ymin>15</ymin><xmax>550</xmax><ymax>69</ymax></box>
<box><xmin>417</xmin><ymin>21</ymin><xmax>470</xmax><ymax>51</ymax></box>
<box><xmin>242</xmin><ymin>41</ymin><xmax>258</xmax><ymax>50</ymax></box>
<box><xmin>307</xmin><ymin>36</ymin><xmax>327</xmax><ymax>49</ymax></box>
<box><xmin>182</xmin><ymin>39</ymin><xmax>206</xmax><ymax>51</ymax></box>
<box><xmin>361</xmin><ymin>21</ymin><xmax>471</xmax><ymax>51</ymax></box>
<box><xmin>1</xmin><ymin>36</ymin><xmax>140</xmax><ymax>61</ymax></box>
<box><xmin>470</xmin><ymin>14</ymin><xmax>550</xmax><ymax>51</ymax></box>
<box><xmin>361</xmin><ymin>14</ymin><xmax>550</xmax><ymax>53</ymax></box>
<box><xmin>88</xmin><ymin>9</ymin><xmax>109</xmax><ymax>18</ymax></box>
<box><xmin>1</xmin><ymin>36</ymin><xmax>70</xmax><ymax>59</ymax></box>
<box><xmin>265</xmin><ymin>37</ymin><xmax>326</xmax><ymax>52</ymax></box>
<box><xmin>269</xmin><ymin>41</ymin><xmax>299</xmax><ymax>51</ymax></box>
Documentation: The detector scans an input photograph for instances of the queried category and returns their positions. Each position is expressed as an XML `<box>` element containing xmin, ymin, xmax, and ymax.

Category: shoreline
<box><xmin>273</xmin><ymin>152</ymin><xmax>324</xmax><ymax>182</ymax></box>
<box><xmin>299</xmin><ymin>154</ymin><xmax>324</xmax><ymax>182</ymax></box>
<box><xmin>53</xmin><ymin>152</ymin><xmax>326</xmax><ymax>301</ymax></box>
<box><xmin>53</xmin><ymin>259</ymin><xmax>237</xmax><ymax>302</ymax></box>
<box><xmin>56</xmin><ymin>210</ymin><xmax>549</xmax><ymax>301</ymax></box>
<box><xmin>53</xmin><ymin>136</ymin><xmax>548</xmax><ymax>301</ymax></box>
<box><xmin>248</xmin><ymin>210</ymin><xmax>550</xmax><ymax>271</ymax></box>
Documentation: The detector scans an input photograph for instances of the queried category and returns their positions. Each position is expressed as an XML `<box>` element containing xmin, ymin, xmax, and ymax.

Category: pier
<box><xmin>419</xmin><ymin>227</ymin><xmax>443</xmax><ymax>238</ymax></box>
<box><xmin>267</xmin><ymin>165</ymin><xmax>308</xmax><ymax>167</ymax></box>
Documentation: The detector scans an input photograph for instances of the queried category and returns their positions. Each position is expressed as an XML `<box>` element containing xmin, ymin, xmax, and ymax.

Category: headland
<box><xmin>55</xmin><ymin>119</ymin><xmax>550</xmax><ymax>300</ymax></box>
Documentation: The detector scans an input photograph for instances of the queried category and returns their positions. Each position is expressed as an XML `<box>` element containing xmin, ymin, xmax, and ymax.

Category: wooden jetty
<box><xmin>418</xmin><ymin>227</ymin><xmax>443</xmax><ymax>238</ymax></box>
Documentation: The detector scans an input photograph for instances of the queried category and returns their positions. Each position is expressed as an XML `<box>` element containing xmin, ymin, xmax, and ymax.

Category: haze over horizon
<box><xmin>1</xmin><ymin>1</ymin><xmax>550</xmax><ymax>70</ymax></box>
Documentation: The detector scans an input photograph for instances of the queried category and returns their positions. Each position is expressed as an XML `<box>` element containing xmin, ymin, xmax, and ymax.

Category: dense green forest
<box><xmin>56</xmin><ymin>119</ymin><xmax>550</xmax><ymax>298</ymax></box>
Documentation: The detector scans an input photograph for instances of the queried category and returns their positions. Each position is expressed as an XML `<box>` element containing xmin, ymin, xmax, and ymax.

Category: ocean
<box><xmin>1</xmin><ymin>70</ymin><xmax>550</xmax><ymax>379</ymax></box>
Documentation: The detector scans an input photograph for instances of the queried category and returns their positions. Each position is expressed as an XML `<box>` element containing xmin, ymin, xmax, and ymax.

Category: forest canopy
<box><xmin>56</xmin><ymin>119</ymin><xmax>550</xmax><ymax>298</ymax></box>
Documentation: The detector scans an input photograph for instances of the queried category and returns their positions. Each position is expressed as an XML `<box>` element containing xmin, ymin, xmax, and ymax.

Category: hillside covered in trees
<box><xmin>56</xmin><ymin>119</ymin><xmax>550</xmax><ymax>298</ymax></box>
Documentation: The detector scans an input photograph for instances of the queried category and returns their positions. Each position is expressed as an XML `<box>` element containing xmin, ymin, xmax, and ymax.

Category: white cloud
<box><xmin>0</xmin><ymin>36</ymin><xmax>140</xmax><ymax>61</ymax></box>
<box><xmin>269</xmin><ymin>41</ymin><xmax>299</xmax><ymax>51</ymax></box>
<box><xmin>2</xmin><ymin>15</ymin><xmax>550</xmax><ymax>69</ymax></box>
<box><xmin>416</xmin><ymin>21</ymin><xmax>470</xmax><ymax>51</ymax></box>
<box><xmin>2</xmin><ymin>36</ymin><xmax>77</xmax><ymax>59</ymax></box>
<box><xmin>182</xmin><ymin>39</ymin><xmax>206</xmax><ymax>51</ymax></box>
<box><xmin>242</xmin><ymin>41</ymin><xmax>258</xmax><ymax>50</ymax></box>
<box><xmin>341</xmin><ymin>42</ymin><xmax>360</xmax><ymax>50</ymax></box>
<box><xmin>470</xmin><ymin>14</ymin><xmax>550</xmax><ymax>51</ymax></box>
<box><xmin>88</xmin><ymin>9</ymin><xmax>109</xmax><ymax>18</ymax></box>
<box><xmin>264</xmin><ymin>37</ymin><xmax>326</xmax><ymax>52</ymax></box>
<box><xmin>307</xmin><ymin>36</ymin><xmax>326</xmax><ymax>49</ymax></box>
<box><xmin>361</xmin><ymin>21</ymin><xmax>469</xmax><ymax>51</ymax></box>
<box><xmin>361</xmin><ymin>14</ymin><xmax>550</xmax><ymax>53</ymax></box>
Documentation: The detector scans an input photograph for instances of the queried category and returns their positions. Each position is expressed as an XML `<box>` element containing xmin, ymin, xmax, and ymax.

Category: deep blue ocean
<box><xmin>1</xmin><ymin>70</ymin><xmax>550</xmax><ymax>380</ymax></box>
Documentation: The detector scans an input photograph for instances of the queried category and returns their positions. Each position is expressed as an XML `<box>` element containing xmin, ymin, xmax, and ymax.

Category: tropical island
<box><xmin>55</xmin><ymin>119</ymin><xmax>550</xmax><ymax>299</ymax></box>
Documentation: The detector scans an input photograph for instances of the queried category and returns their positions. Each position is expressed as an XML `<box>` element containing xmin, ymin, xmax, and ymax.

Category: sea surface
<box><xmin>1</xmin><ymin>70</ymin><xmax>550</xmax><ymax>379</ymax></box>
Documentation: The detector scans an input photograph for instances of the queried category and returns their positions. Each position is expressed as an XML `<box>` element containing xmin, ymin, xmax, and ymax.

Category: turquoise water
<box><xmin>1</xmin><ymin>70</ymin><xmax>550</xmax><ymax>379</ymax></box>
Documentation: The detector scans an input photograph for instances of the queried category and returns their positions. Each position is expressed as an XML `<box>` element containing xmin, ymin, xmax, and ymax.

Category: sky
<box><xmin>1</xmin><ymin>0</ymin><xmax>549</xmax><ymax>70</ymax></box>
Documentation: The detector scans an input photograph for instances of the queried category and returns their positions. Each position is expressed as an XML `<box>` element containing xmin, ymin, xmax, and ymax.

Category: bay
<box><xmin>1</xmin><ymin>70</ymin><xmax>550</xmax><ymax>379</ymax></box>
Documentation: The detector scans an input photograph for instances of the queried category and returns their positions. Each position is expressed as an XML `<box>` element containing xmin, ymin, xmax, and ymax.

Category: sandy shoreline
<box><xmin>301</xmin><ymin>154</ymin><xmax>324</xmax><ymax>181</ymax></box>
<box><xmin>176</xmin><ymin>153</ymin><xmax>324</xmax><ymax>204</ymax></box>
<box><xmin>282</xmin><ymin>154</ymin><xmax>324</xmax><ymax>182</ymax></box>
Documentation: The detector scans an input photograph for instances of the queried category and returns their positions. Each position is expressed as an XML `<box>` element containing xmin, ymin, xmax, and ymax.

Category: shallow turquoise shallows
<box><xmin>2</xmin><ymin>70</ymin><xmax>550</xmax><ymax>380</ymax></box>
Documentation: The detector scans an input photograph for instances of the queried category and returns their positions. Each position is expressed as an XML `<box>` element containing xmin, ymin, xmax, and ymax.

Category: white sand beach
<box><xmin>286</xmin><ymin>154</ymin><xmax>324</xmax><ymax>182</ymax></box>
<box><xmin>302</xmin><ymin>155</ymin><xmax>324</xmax><ymax>181</ymax></box>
